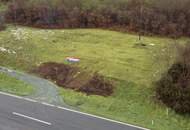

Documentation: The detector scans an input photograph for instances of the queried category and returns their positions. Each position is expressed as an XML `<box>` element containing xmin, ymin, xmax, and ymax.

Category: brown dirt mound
<box><xmin>33</xmin><ymin>62</ymin><xmax>114</xmax><ymax>96</ymax></box>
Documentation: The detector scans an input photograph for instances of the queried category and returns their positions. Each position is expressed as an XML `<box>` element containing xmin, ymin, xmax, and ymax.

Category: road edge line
<box><xmin>0</xmin><ymin>91</ymin><xmax>150</xmax><ymax>130</ymax></box>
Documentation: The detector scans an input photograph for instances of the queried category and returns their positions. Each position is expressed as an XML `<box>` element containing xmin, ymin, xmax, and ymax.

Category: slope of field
<box><xmin>0</xmin><ymin>26</ymin><xmax>189</xmax><ymax>130</ymax></box>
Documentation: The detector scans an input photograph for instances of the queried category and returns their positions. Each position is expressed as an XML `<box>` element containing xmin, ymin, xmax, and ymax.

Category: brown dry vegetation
<box><xmin>33</xmin><ymin>62</ymin><xmax>114</xmax><ymax>96</ymax></box>
<box><xmin>156</xmin><ymin>44</ymin><xmax>190</xmax><ymax>114</ymax></box>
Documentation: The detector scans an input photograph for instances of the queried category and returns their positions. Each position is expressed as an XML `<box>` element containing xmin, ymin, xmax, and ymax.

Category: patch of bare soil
<box><xmin>33</xmin><ymin>62</ymin><xmax>114</xmax><ymax>96</ymax></box>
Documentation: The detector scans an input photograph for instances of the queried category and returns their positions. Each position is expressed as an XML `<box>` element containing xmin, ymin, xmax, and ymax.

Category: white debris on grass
<box><xmin>43</xmin><ymin>37</ymin><xmax>48</xmax><ymax>40</ymax></box>
<box><xmin>10</xmin><ymin>27</ymin><xmax>56</xmax><ymax>41</ymax></box>
<box><xmin>161</xmin><ymin>49</ymin><xmax>166</xmax><ymax>52</ymax></box>
<box><xmin>0</xmin><ymin>47</ymin><xmax>7</xmax><ymax>52</ymax></box>
<box><xmin>7</xmin><ymin>69</ymin><xmax>13</xmax><ymax>73</ymax></box>
<box><xmin>12</xmin><ymin>50</ymin><xmax>16</xmax><ymax>54</ymax></box>
<box><xmin>0</xmin><ymin>47</ymin><xmax>16</xmax><ymax>54</ymax></box>
<box><xmin>32</xmin><ymin>30</ymin><xmax>55</xmax><ymax>40</ymax></box>
<box><xmin>36</xmin><ymin>62</ymin><xmax>43</xmax><ymax>66</ymax></box>
<box><xmin>11</xmin><ymin>28</ymin><xmax>30</xmax><ymax>40</ymax></box>
<box><xmin>17</xmin><ymin>46</ymin><xmax>23</xmax><ymax>50</ymax></box>
<box><xmin>149</xmin><ymin>43</ymin><xmax>155</xmax><ymax>46</ymax></box>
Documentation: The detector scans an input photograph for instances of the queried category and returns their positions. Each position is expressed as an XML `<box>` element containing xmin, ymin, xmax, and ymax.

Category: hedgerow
<box><xmin>4</xmin><ymin>0</ymin><xmax>190</xmax><ymax>37</ymax></box>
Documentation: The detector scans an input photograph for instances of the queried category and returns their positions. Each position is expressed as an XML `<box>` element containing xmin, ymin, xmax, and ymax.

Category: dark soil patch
<box><xmin>32</xmin><ymin>62</ymin><xmax>114</xmax><ymax>97</ymax></box>
<box><xmin>133</xmin><ymin>42</ymin><xmax>147</xmax><ymax>49</ymax></box>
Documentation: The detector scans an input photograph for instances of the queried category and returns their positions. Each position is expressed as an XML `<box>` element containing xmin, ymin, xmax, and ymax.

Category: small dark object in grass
<box><xmin>134</xmin><ymin>43</ymin><xmax>147</xmax><ymax>48</ymax></box>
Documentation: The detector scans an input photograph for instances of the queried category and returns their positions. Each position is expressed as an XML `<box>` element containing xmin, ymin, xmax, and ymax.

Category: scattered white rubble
<box><xmin>18</xmin><ymin>46</ymin><xmax>23</xmax><ymax>50</ymax></box>
<box><xmin>0</xmin><ymin>47</ymin><xmax>16</xmax><ymax>54</ymax></box>
<box><xmin>33</xmin><ymin>30</ymin><xmax>55</xmax><ymax>38</ymax></box>
<box><xmin>10</xmin><ymin>50</ymin><xmax>16</xmax><ymax>54</ymax></box>
<box><xmin>162</xmin><ymin>49</ymin><xmax>166</xmax><ymax>52</ymax></box>
<box><xmin>149</xmin><ymin>43</ymin><xmax>155</xmax><ymax>46</ymax></box>
<box><xmin>43</xmin><ymin>37</ymin><xmax>48</xmax><ymax>40</ymax></box>
<box><xmin>7</xmin><ymin>69</ymin><xmax>13</xmax><ymax>73</ymax></box>
<box><xmin>0</xmin><ymin>47</ymin><xmax>7</xmax><ymax>52</ymax></box>
<box><xmin>10</xmin><ymin>28</ymin><xmax>56</xmax><ymax>41</ymax></box>
<box><xmin>11</xmin><ymin>28</ymin><xmax>30</xmax><ymax>40</ymax></box>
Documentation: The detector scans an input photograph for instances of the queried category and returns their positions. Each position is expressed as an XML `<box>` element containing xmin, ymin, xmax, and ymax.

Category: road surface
<box><xmin>0</xmin><ymin>92</ymin><xmax>150</xmax><ymax>130</ymax></box>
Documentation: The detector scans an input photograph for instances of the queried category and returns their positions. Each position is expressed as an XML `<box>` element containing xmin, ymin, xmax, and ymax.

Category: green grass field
<box><xmin>0</xmin><ymin>3</ymin><xmax>7</xmax><ymax>12</ymax></box>
<box><xmin>0</xmin><ymin>26</ymin><xmax>190</xmax><ymax>130</ymax></box>
<box><xmin>0</xmin><ymin>72</ymin><xmax>35</xmax><ymax>96</ymax></box>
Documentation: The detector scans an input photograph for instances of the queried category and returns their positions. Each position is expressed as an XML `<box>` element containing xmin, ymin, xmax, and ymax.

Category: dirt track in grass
<box><xmin>0</xmin><ymin>66</ymin><xmax>68</xmax><ymax>106</ymax></box>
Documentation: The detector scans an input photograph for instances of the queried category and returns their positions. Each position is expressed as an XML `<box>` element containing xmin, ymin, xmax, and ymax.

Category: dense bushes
<box><xmin>156</xmin><ymin>44</ymin><xmax>190</xmax><ymax>114</ymax></box>
<box><xmin>0</xmin><ymin>0</ymin><xmax>10</xmax><ymax>2</ymax></box>
<box><xmin>4</xmin><ymin>0</ymin><xmax>190</xmax><ymax>37</ymax></box>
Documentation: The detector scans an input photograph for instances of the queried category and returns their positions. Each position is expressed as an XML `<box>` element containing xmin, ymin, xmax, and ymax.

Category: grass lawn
<box><xmin>0</xmin><ymin>3</ymin><xmax>8</xmax><ymax>12</ymax></box>
<box><xmin>0</xmin><ymin>72</ymin><xmax>35</xmax><ymax>96</ymax></box>
<box><xmin>0</xmin><ymin>26</ymin><xmax>190</xmax><ymax>130</ymax></box>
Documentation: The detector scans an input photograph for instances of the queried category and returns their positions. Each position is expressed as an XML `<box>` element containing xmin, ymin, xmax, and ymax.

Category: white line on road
<box><xmin>56</xmin><ymin>106</ymin><xmax>149</xmax><ymax>130</ymax></box>
<box><xmin>12</xmin><ymin>112</ymin><xmax>52</xmax><ymax>126</ymax></box>
<box><xmin>41</xmin><ymin>102</ymin><xmax>55</xmax><ymax>107</ymax></box>
<box><xmin>0</xmin><ymin>91</ymin><xmax>149</xmax><ymax>130</ymax></box>
<box><xmin>0</xmin><ymin>91</ymin><xmax>22</xmax><ymax>99</ymax></box>
<box><xmin>24</xmin><ymin>98</ymin><xmax>37</xmax><ymax>103</ymax></box>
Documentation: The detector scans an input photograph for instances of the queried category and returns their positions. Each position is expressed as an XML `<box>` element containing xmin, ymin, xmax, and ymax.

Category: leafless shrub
<box><xmin>156</xmin><ymin>42</ymin><xmax>190</xmax><ymax>114</ymax></box>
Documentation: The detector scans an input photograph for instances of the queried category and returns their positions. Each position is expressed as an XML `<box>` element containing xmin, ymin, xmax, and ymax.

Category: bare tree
<box><xmin>138</xmin><ymin>3</ymin><xmax>144</xmax><ymax>41</ymax></box>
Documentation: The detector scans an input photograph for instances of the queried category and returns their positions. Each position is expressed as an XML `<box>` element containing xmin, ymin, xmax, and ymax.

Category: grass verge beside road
<box><xmin>59</xmin><ymin>80</ymin><xmax>190</xmax><ymax>130</ymax></box>
<box><xmin>0</xmin><ymin>72</ymin><xmax>35</xmax><ymax>96</ymax></box>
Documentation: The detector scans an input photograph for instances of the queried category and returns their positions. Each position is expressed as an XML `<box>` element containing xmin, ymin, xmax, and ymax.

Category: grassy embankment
<box><xmin>0</xmin><ymin>3</ymin><xmax>6</xmax><ymax>11</ymax></box>
<box><xmin>0</xmin><ymin>26</ymin><xmax>190</xmax><ymax>130</ymax></box>
<box><xmin>0</xmin><ymin>72</ymin><xmax>35</xmax><ymax>96</ymax></box>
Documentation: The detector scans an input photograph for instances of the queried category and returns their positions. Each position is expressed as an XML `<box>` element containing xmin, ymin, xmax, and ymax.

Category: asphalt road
<box><xmin>0</xmin><ymin>92</ymin><xmax>149</xmax><ymax>130</ymax></box>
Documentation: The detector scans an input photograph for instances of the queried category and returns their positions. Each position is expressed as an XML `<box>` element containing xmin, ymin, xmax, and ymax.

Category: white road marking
<box><xmin>12</xmin><ymin>112</ymin><xmax>52</xmax><ymax>126</ymax></box>
<box><xmin>0</xmin><ymin>91</ymin><xmax>149</xmax><ymax>130</ymax></box>
<box><xmin>24</xmin><ymin>98</ymin><xmax>37</xmax><ymax>103</ymax></box>
<box><xmin>0</xmin><ymin>91</ymin><xmax>22</xmax><ymax>99</ymax></box>
<box><xmin>41</xmin><ymin>102</ymin><xmax>55</xmax><ymax>107</ymax></box>
<box><xmin>56</xmin><ymin>106</ymin><xmax>149</xmax><ymax>130</ymax></box>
